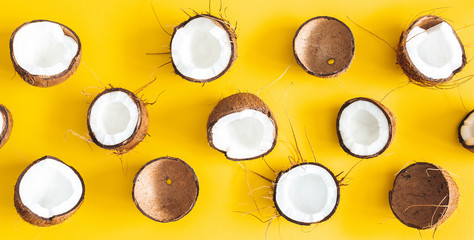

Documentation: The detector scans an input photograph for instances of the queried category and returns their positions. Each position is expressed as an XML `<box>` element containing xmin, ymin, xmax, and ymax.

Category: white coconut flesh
<box><xmin>275</xmin><ymin>164</ymin><xmax>338</xmax><ymax>224</ymax></box>
<box><xmin>0</xmin><ymin>111</ymin><xmax>4</xmax><ymax>133</ymax></box>
<box><xmin>12</xmin><ymin>21</ymin><xmax>78</xmax><ymax>76</ymax></box>
<box><xmin>19</xmin><ymin>158</ymin><xmax>83</xmax><ymax>218</ymax></box>
<box><xmin>89</xmin><ymin>91</ymin><xmax>139</xmax><ymax>146</ymax></box>
<box><xmin>406</xmin><ymin>22</ymin><xmax>463</xmax><ymax>79</ymax></box>
<box><xmin>171</xmin><ymin>17</ymin><xmax>232</xmax><ymax>80</ymax></box>
<box><xmin>339</xmin><ymin>100</ymin><xmax>390</xmax><ymax>156</ymax></box>
<box><xmin>460</xmin><ymin>113</ymin><xmax>474</xmax><ymax>146</ymax></box>
<box><xmin>211</xmin><ymin>109</ymin><xmax>275</xmax><ymax>159</ymax></box>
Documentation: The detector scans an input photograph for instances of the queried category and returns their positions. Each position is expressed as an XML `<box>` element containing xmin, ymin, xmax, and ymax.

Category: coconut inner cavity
<box><xmin>460</xmin><ymin>112</ymin><xmax>474</xmax><ymax>146</ymax></box>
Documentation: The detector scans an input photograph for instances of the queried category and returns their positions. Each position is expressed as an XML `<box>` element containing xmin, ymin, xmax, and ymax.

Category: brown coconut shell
<box><xmin>87</xmin><ymin>88</ymin><xmax>149</xmax><ymax>154</ymax></box>
<box><xmin>389</xmin><ymin>162</ymin><xmax>459</xmax><ymax>229</ymax></box>
<box><xmin>397</xmin><ymin>15</ymin><xmax>466</xmax><ymax>87</ymax></box>
<box><xmin>0</xmin><ymin>105</ymin><xmax>13</xmax><ymax>149</ymax></box>
<box><xmin>207</xmin><ymin>92</ymin><xmax>278</xmax><ymax>160</ymax></box>
<box><xmin>10</xmin><ymin>20</ymin><xmax>81</xmax><ymax>87</ymax></box>
<box><xmin>14</xmin><ymin>156</ymin><xmax>85</xmax><ymax>227</ymax></box>
<box><xmin>132</xmin><ymin>157</ymin><xmax>199</xmax><ymax>222</ymax></box>
<box><xmin>336</xmin><ymin>97</ymin><xmax>396</xmax><ymax>159</ymax></box>
<box><xmin>458</xmin><ymin>109</ymin><xmax>474</xmax><ymax>152</ymax></box>
<box><xmin>293</xmin><ymin>16</ymin><xmax>355</xmax><ymax>78</ymax></box>
<box><xmin>170</xmin><ymin>14</ymin><xmax>238</xmax><ymax>83</ymax></box>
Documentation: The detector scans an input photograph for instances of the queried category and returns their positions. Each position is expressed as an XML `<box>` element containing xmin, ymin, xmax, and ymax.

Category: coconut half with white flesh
<box><xmin>0</xmin><ymin>105</ymin><xmax>13</xmax><ymax>149</ymax></box>
<box><xmin>133</xmin><ymin>157</ymin><xmax>199</xmax><ymax>222</ymax></box>
<box><xmin>10</xmin><ymin>20</ymin><xmax>81</xmax><ymax>87</ymax></box>
<box><xmin>87</xmin><ymin>88</ymin><xmax>149</xmax><ymax>153</ymax></box>
<box><xmin>293</xmin><ymin>16</ymin><xmax>355</xmax><ymax>78</ymax></box>
<box><xmin>14</xmin><ymin>156</ymin><xmax>85</xmax><ymax>226</ymax></box>
<box><xmin>336</xmin><ymin>97</ymin><xmax>396</xmax><ymax>159</ymax></box>
<box><xmin>171</xmin><ymin>14</ymin><xmax>237</xmax><ymax>83</ymax></box>
<box><xmin>274</xmin><ymin>162</ymin><xmax>340</xmax><ymax>225</ymax></box>
<box><xmin>397</xmin><ymin>15</ymin><xmax>466</xmax><ymax>87</ymax></box>
<box><xmin>207</xmin><ymin>93</ymin><xmax>277</xmax><ymax>160</ymax></box>
<box><xmin>459</xmin><ymin>109</ymin><xmax>474</xmax><ymax>152</ymax></box>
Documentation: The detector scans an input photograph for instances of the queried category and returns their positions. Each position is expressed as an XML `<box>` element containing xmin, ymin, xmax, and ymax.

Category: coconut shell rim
<box><xmin>0</xmin><ymin>104</ymin><xmax>13</xmax><ymax>148</ymax></box>
<box><xmin>458</xmin><ymin>109</ymin><xmax>474</xmax><ymax>152</ymax></box>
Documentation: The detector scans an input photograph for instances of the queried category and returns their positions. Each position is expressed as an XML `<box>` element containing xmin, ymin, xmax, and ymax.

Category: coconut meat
<box><xmin>211</xmin><ymin>109</ymin><xmax>275</xmax><ymax>159</ymax></box>
<box><xmin>406</xmin><ymin>22</ymin><xmax>463</xmax><ymax>79</ymax></box>
<box><xmin>18</xmin><ymin>158</ymin><xmax>83</xmax><ymax>218</ymax></box>
<box><xmin>460</xmin><ymin>112</ymin><xmax>474</xmax><ymax>146</ymax></box>
<box><xmin>12</xmin><ymin>21</ymin><xmax>78</xmax><ymax>76</ymax></box>
<box><xmin>0</xmin><ymin>111</ymin><xmax>4</xmax><ymax>134</ymax></box>
<box><xmin>275</xmin><ymin>164</ymin><xmax>338</xmax><ymax>224</ymax></box>
<box><xmin>89</xmin><ymin>91</ymin><xmax>139</xmax><ymax>146</ymax></box>
<box><xmin>171</xmin><ymin>17</ymin><xmax>232</xmax><ymax>80</ymax></box>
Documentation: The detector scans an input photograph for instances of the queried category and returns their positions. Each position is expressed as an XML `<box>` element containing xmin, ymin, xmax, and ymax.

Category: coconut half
<box><xmin>389</xmin><ymin>162</ymin><xmax>459</xmax><ymax>229</ymax></box>
<box><xmin>336</xmin><ymin>97</ymin><xmax>396</xmax><ymax>159</ymax></box>
<box><xmin>87</xmin><ymin>88</ymin><xmax>149</xmax><ymax>153</ymax></box>
<box><xmin>207</xmin><ymin>93</ymin><xmax>277</xmax><ymax>160</ymax></box>
<box><xmin>10</xmin><ymin>20</ymin><xmax>81</xmax><ymax>87</ymax></box>
<box><xmin>0</xmin><ymin>105</ymin><xmax>13</xmax><ymax>149</ymax></box>
<box><xmin>133</xmin><ymin>157</ymin><xmax>199</xmax><ymax>222</ymax></box>
<box><xmin>293</xmin><ymin>16</ymin><xmax>355</xmax><ymax>78</ymax></box>
<box><xmin>171</xmin><ymin>14</ymin><xmax>237</xmax><ymax>83</ymax></box>
<box><xmin>458</xmin><ymin>109</ymin><xmax>474</xmax><ymax>152</ymax></box>
<box><xmin>14</xmin><ymin>156</ymin><xmax>85</xmax><ymax>227</ymax></box>
<box><xmin>397</xmin><ymin>15</ymin><xmax>466</xmax><ymax>87</ymax></box>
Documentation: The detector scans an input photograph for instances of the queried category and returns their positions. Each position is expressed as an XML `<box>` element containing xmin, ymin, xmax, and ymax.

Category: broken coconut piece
<box><xmin>14</xmin><ymin>156</ymin><xmax>85</xmax><ymax>226</ymax></box>
<box><xmin>133</xmin><ymin>157</ymin><xmax>199</xmax><ymax>222</ymax></box>
<box><xmin>389</xmin><ymin>162</ymin><xmax>459</xmax><ymax>229</ymax></box>
<box><xmin>0</xmin><ymin>105</ymin><xmax>13</xmax><ymax>149</ymax></box>
<box><xmin>274</xmin><ymin>162</ymin><xmax>340</xmax><ymax>225</ymax></box>
<box><xmin>10</xmin><ymin>20</ymin><xmax>81</xmax><ymax>87</ymax></box>
<box><xmin>207</xmin><ymin>93</ymin><xmax>277</xmax><ymax>160</ymax></box>
<box><xmin>293</xmin><ymin>16</ymin><xmax>355</xmax><ymax>78</ymax></box>
<box><xmin>336</xmin><ymin>97</ymin><xmax>396</xmax><ymax>159</ymax></box>
<box><xmin>87</xmin><ymin>88</ymin><xmax>149</xmax><ymax>153</ymax></box>
<box><xmin>171</xmin><ymin>14</ymin><xmax>237</xmax><ymax>83</ymax></box>
<box><xmin>397</xmin><ymin>15</ymin><xmax>466</xmax><ymax>87</ymax></box>
<box><xmin>458</xmin><ymin>109</ymin><xmax>474</xmax><ymax>152</ymax></box>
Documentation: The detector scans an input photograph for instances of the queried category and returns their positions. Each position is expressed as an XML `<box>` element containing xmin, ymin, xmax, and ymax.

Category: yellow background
<box><xmin>0</xmin><ymin>0</ymin><xmax>472</xmax><ymax>239</ymax></box>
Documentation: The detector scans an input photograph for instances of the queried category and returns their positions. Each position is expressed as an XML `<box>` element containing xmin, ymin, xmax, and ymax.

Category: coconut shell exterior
<box><xmin>207</xmin><ymin>92</ymin><xmax>278</xmax><ymax>160</ymax></box>
<box><xmin>293</xmin><ymin>16</ymin><xmax>355</xmax><ymax>78</ymax></box>
<box><xmin>458</xmin><ymin>109</ymin><xmax>474</xmax><ymax>153</ymax></box>
<box><xmin>14</xmin><ymin>156</ymin><xmax>85</xmax><ymax>227</ymax></box>
<box><xmin>10</xmin><ymin>20</ymin><xmax>82</xmax><ymax>88</ymax></box>
<box><xmin>397</xmin><ymin>15</ymin><xmax>466</xmax><ymax>87</ymax></box>
<box><xmin>336</xmin><ymin>97</ymin><xmax>396</xmax><ymax>159</ymax></box>
<box><xmin>170</xmin><ymin>14</ymin><xmax>238</xmax><ymax>83</ymax></box>
<box><xmin>0</xmin><ymin>105</ymin><xmax>13</xmax><ymax>149</ymax></box>
<box><xmin>389</xmin><ymin>162</ymin><xmax>459</xmax><ymax>229</ymax></box>
<box><xmin>132</xmin><ymin>157</ymin><xmax>199</xmax><ymax>223</ymax></box>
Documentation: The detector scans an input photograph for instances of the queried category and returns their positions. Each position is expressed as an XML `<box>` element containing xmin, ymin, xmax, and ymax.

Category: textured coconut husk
<box><xmin>458</xmin><ymin>109</ymin><xmax>474</xmax><ymax>152</ymax></box>
<box><xmin>389</xmin><ymin>162</ymin><xmax>459</xmax><ymax>229</ymax></box>
<box><xmin>336</xmin><ymin>97</ymin><xmax>396</xmax><ymax>159</ymax></box>
<box><xmin>10</xmin><ymin>20</ymin><xmax>81</xmax><ymax>88</ymax></box>
<box><xmin>207</xmin><ymin>92</ymin><xmax>278</xmax><ymax>160</ymax></box>
<box><xmin>14</xmin><ymin>156</ymin><xmax>85</xmax><ymax>227</ymax></box>
<box><xmin>273</xmin><ymin>162</ymin><xmax>340</xmax><ymax>225</ymax></box>
<box><xmin>397</xmin><ymin>15</ymin><xmax>466</xmax><ymax>87</ymax></box>
<box><xmin>170</xmin><ymin>14</ymin><xmax>238</xmax><ymax>83</ymax></box>
<box><xmin>0</xmin><ymin>105</ymin><xmax>13</xmax><ymax>149</ymax></box>
<box><xmin>87</xmin><ymin>88</ymin><xmax>149</xmax><ymax>153</ymax></box>
<box><xmin>293</xmin><ymin>16</ymin><xmax>355</xmax><ymax>78</ymax></box>
<box><xmin>132</xmin><ymin>157</ymin><xmax>199</xmax><ymax>222</ymax></box>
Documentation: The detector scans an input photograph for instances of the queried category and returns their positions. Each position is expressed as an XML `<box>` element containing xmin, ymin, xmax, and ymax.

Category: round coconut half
<box><xmin>14</xmin><ymin>156</ymin><xmax>85</xmax><ymax>227</ymax></box>
<box><xmin>10</xmin><ymin>20</ymin><xmax>81</xmax><ymax>87</ymax></box>
<box><xmin>133</xmin><ymin>157</ymin><xmax>199</xmax><ymax>222</ymax></box>
<box><xmin>389</xmin><ymin>162</ymin><xmax>459</xmax><ymax>229</ymax></box>
<box><xmin>458</xmin><ymin>109</ymin><xmax>474</xmax><ymax>152</ymax></box>
<box><xmin>293</xmin><ymin>16</ymin><xmax>355</xmax><ymax>78</ymax></box>
<box><xmin>397</xmin><ymin>15</ymin><xmax>466</xmax><ymax>87</ymax></box>
<box><xmin>274</xmin><ymin>162</ymin><xmax>340</xmax><ymax>225</ymax></box>
<box><xmin>336</xmin><ymin>97</ymin><xmax>396</xmax><ymax>159</ymax></box>
<box><xmin>171</xmin><ymin>14</ymin><xmax>237</xmax><ymax>83</ymax></box>
<box><xmin>207</xmin><ymin>93</ymin><xmax>277</xmax><ymax>160</ymax></box>
<box><xmin>0</xmin><ymin>104</ymin><xmax>13</xmax><ymax>149</ymax></box>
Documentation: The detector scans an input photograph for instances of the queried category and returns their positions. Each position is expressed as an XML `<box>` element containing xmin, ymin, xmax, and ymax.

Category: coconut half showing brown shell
<box><xmin>133</xmin><ymin>157</ymin><xmax>199</xmax><ymax>222</ymax></box>
<box><xmin>0</xmin><ymin>105</ymin><xmax>13</xmax><ymax>149</ymax></box>
<box><xmin>293</xmin><ymin>16</ymin><xmax>355</xmax><ymax>78</ymax></box>
<box><xmin>14</xmin><ymin>156</ymin><xmax>85</xmax><ymax>227</ymax></box>
<box><xmin>397</xmin><ymin>15</ymin><xmax>466</xmax><ymax>87</ymax></box>
<box><xmin>171</xmin><ymin>14</ymin><xmax>237</xmax><ymax>83</ymax></box>
<box><xmin>336</xmin><ymin>97</ymin><xmax>396</xmax><ymax>159</ymax></box>
<box><xmin>10</xmin><ymin>20</ymin><xmax>81</xmax><ymax>87</ymax></box>
<box><xmin>389</xmin><ymin>162</ymin><xmax>459</xmax><ymax>229</ymax></box>
<box><xmin>87</xmin><ymin>88</ymin><xmax>149</xmax><ymax>153</ymax></box>
<box><xmin>458</xmin><ymin>109</ymin><xmax>474</xmax><ymax>152</ymax></box>
<box><xmin>207</xmin><ymin>93</ymin><xmax>278</xmax><ymax>160</ymax></box>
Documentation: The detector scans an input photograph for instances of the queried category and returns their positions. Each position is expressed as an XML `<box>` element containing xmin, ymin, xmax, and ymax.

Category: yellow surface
<box><xmin>0</xmin><ymin>0</ymin><xmax>472</xmax><ymax>239</ymax></box>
